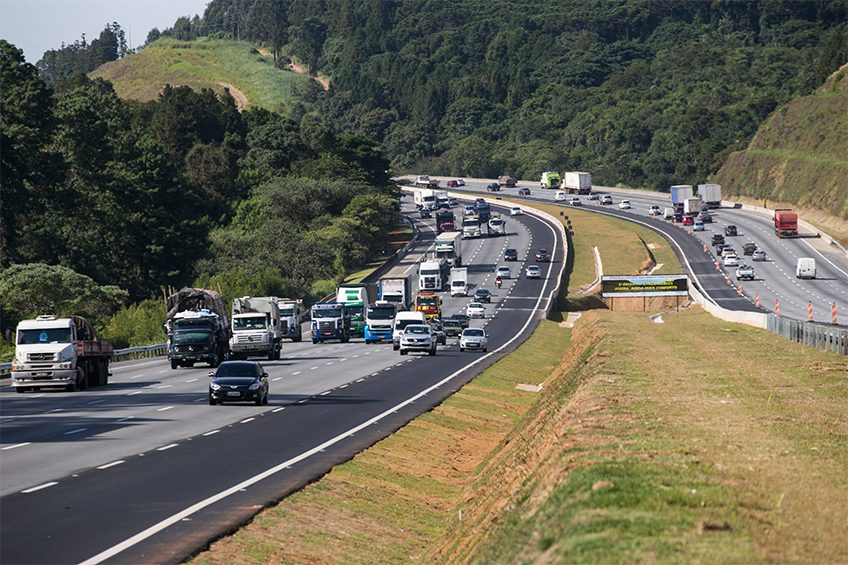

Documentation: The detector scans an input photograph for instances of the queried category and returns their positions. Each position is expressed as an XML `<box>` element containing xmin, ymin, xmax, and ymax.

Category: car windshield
<box><xmin>313</xmin><ymin>307</ymin><xmax>343</xmax><ymax>318</ymax></box>
<box><xmin>469</xmin><ymin>303</ymin><xmax>483</xmax><ymax>309</ymax></box>
<box><xmin>538</xmin><ymin>249</ymin><xmax>548</xmax><ymax>254</ymax></box>
<box><xmin>233</xmin><ymin>316</ymin><xmax>267</xmax><ymax>331</ymax></box>
<box><xmin>215</xmin><ymin>362</ymin><xmax>257</xmax><ymax>378</ymax></box>
<box><xmin>476</xmin><ymin>290</ymin><xmax>489</xmax><ymax>296</ymax></box>
<box><xmin>17</xmin><ymin>327</ymin><xmax>72</xmax><ymax>345</ymax></box>
<box><xmin>498</xmin><ymin>268</ymin><xmax>509</xmax><ymax>274</ymax></box>
<box><xmin>506</xmin><ymin>249</ymin><xmax>516</xmax><ymax>254</ymax></box>
<box><xmin>278</xmin><ymin>306</ymin><xmax>295</xmax><ymax>317</ymax></box>
<box><xmin>464</xmin><ymin>329</ymin><xmax>484</xmax><ymax>337</ymax></box>
<box><xmin>367</xmin><ymin>306</ymin><xmax>395</xmax><ymax>320</ymax></box>
<box><xmin>417</xmin><ymin>296</ymin><xmax>437</xmax><ymax>306</ymax></box>
<box><xmin>444</xmin><ymin>320</ymin><xmax>461</xmax><ymax>327</ymax></box>
<box><xmin>395</xmin><ymin>318</ymin><xmax>422</xmax><ymax>330</ymax></box>
<box><xmin>405</xmin><ymin>325</ymin><xmax>429</xmax><ymax>335</ymax></box>
<box><xmin>346</xmin><ymin>305</ymin><xmax>363</xmax><ymax>317</ymax></box>
<box><xmin>173</xmin><ymin>330</ymin><xmax>212</xmax><ymax>344</ymax></box>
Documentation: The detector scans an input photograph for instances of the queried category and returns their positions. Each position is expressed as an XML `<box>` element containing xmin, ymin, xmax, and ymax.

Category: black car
<box><xmin>672</xmin><ymin>213</ymin><xmax>684</xmax><ymax>223</ymax></box>
<box><xmin>535</xmin><ymin>248</ymin><xmax>551</xmax><ymax>262</ymax></box>
<box><xmin>711</xmin><ymin>234</ymin><xmax>725</xmax><ymax>246</ymax></box>
<box><xmin>742</xmin><ymin>242</ymin><xmax>758</xmax><ymax>255</ymax></box>
<box><xmin>419</xmin><ymin>208</ymin><xmax>431</xmax><ymax>218</ymax></box>
<box><xmin>208</xmin><ymin>361</ymin><xmax>269</xmax><ymax>406</ymax></box>
<box><xmin>724</xmin><ymin>224</ymin><xmax>738</xmax><ymax>236</ymax></box>
<box><xmin>451</xmin><ymin>313</ymin><xmax>470</xmax><ymax>329</ymax></box>
<box><xmin>486</xmin><ymin>183</ymin><xmax>501</xmax><ymax>191</ymax></box>
<box><xmin>442</xmin><ymin>319</ymin><xmax>463</xmax><ymax>337</ymax></box>
<box><xmin>474</xmin><ymin>288</ymin><xmax>492</xmax><ymax>303</ymax></box>
<box><xmin>504</xmin><ymin>248</ymin><xmax>519</xmax><ymax>261</ymax></box>
<box><xmin>518</xmin><ymin>188</ymin><xmax>531</xmax><ymax>196</ymax></box>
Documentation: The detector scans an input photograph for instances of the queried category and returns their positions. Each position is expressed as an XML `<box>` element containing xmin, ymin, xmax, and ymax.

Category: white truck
<box><xmin>683</xmin><ymin>197</ymin><xmax>702</xmax><ymax>215</ymax></box>
<box><xmin>462</xmin><ymin>214</ymin><xmax>481</xmax><ymax>239</ymax></box>
<box><xmin>433</xmin><ymin>190</ymin><xmax>450</xmax><ymax>209</ymax></box>
<box><xmin>415</xmin><ymin>175</ymin><xmax>431</xmax><ymax>188</ymax></box>
<box><xmin>392</xmin><ymin>310</ymin><xmax>427</xmax><ymax>351</ymax></box>
<box><xmin>419</xmin><ymin>258</ymin><xmax>448</xmax><ymax>291</ymax></box>
<box><xmin>796</xmin><ymin>258</ymin><xmax>816</xmax><ymax>279</ymax></box>
<box><xmin>378</xmin><ymin>275</ymin><xmax>412</xmax><ymax>310</ymax></box>
<box><xmin>435</xmin><ymin>230</ymin><xmax>463</xmax><ymax>266</ymax></box>
<box><xmin>563</xmin><ymin>171</ymin><xmax>592</xmax><ymax>194</ymax></box>
<box><xmin>11</xmin><ymin>315</ymin><xmax>112</xmax><ymax>392</ymax></box>
<box><xmin>277</xmin><ymin>298</ymin><xmax>306</xmax><ymax>342</ymax></box>
<box><xmin>670</xmin><ymin>184</ymin><xmax>694</xmax><ymax>209</ymax></box>
<box><xmin>450</xmin><ymin>267</ymin><xmax>469</xmax><ymax>297</ymax></box>
<box><xmin>414</xmin><ymin>188</ymin><xmax>437</xmax><ymax>210</ymax></box>
<box><xmin>230</xmin><ymin>297</ymin><xmax>282</xmax><ymax>360</ymax></box>
<box><xmin>698</xmin><ymin>183</ymin><xmax>722</xmax><ymax>209</ymax></box>
<box><xmin>488</xmin><ymin>214</ymin><xmax>506</xmax><ymax>236</ymax></box>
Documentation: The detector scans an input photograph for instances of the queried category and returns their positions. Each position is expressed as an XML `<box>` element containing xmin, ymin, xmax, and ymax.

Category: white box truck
<box><xmin>378</xmin><ymin>275</ymin><xmax>412</xmax><ymax>310</ymax></box>
<box><xmin>795</xmin><ymin>258</ymin><xmax>816</xmax><ymax>279</ymax></box>
<box><xmin>450</xmin><ymin>267</ymin><xmax>469</xmax><ymax>297</ymax></box>
<box><xmin>230</xmin><ymin>297</ymin><xmax>282</xmax><ymax>360</ymax></box>
<box><xmin>683</xmin><ymin>197</ymin><xmax>702</xmax><ymax>215</ymax></box>
<box><xmin>419</xmin><ymin>258</ymin><xmax>448</xmax><ymax>291</ymax></box>
<box><xmin>670</xmin><ymin>185</ymin><xmax>694</xmax><ymax>207</ymax></box>
<box><xmin>414</xmin><ymin>188</ymin><xmax>437</xmax><ymax>210</ymax></box>
<box><xmin>698</xmin><ymin>183</ymin><xmax>722</xmax><ymax>209</ymax></box>
<box><xmin>563</xmin><ymin>171</ymin><xmax>592</xmax><ymax>194</ymax></box>
<box><xmin>435</xmin><ymin>231</ymin><xmax>463</xmax><ymax>266</ymax></box>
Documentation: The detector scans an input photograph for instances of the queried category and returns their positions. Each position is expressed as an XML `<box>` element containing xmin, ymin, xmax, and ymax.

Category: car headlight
<box><xmin>249</xmin><ymin>381</ymin><xmax>261</xmax><ymax>390</ymax></box>
<box><xmin>210</xmin><ymin>383</ymin><xmax>221</xmax><ymax>391</ymax></box>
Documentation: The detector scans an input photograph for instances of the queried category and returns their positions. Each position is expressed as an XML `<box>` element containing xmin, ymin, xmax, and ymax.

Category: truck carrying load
<box><xmin>450</xmin><ymin>267</ymin><xmax>469</xmax><ymax>297</ymax></box>
<box><xmin>230</xmin><ymin>296</ymin><xmax>282</xmax><ymax>360</ymax></box>
<box><xmin>336</xmin><ymin>283</ymin><xmax>377</xmax><ymax>337</ymax></box>
<box><xmin>413</xmin><ymin>188</ymin><xmax>437</xmax><ymax>210</ymax></box>
<box><xmin>697</xmin><ymin>183</ymin><xmax>722</xmax><ymax>209</ymax></box>
<box><xmin>277</xmin><ymin>298</ymin><xmax>306</xmax><ymax>342</ymax></box>
<box><xmin>419</xmin><ymin>257</ymin><xmax>449</xmax><ymax>291</ymax></box>
<box><xmin>435</xmin><ymin>231</ymin><xmax>463</xmax><ymax>266</ymax></box>
<box><xmin>683</xmin><ymin>197</ymin><xmax>702</xmax><ymax>215</ymax></box>
<box><xmin>670</xmin><ymin>185</ymin><xmax>694</xmax><ymax>206</ymax></box>
<box><xmin>378</xmin><ymin>275</ymin><xmax>412</xmax><ymax>310</ymax></box>
<box><xmin>540</xmin><ymin>171</ymin><xmax>561</xmax><ymax>190</ymax></box>
<box><xmin>774</xmin><ymin>209</ymin><xmax>799</xmax><ymax>238</ymax></box>
<box><xmin>435</xmin><ymin>210</ymin><xmax>456</xmax><ymax>234</ymax></box>
<box><xmin>498</xmin><ymin>175</ymin><xmax>517</xmax><ymax>187</ymax></box>
<box><xmin>11</xmin><ymin>315</ymin><xmax>112</xmax><ymax>392</ymax></box>
<box><xmin>563</xmin><ymin>172</ymin><xmax>592</xmax><ymax>194</ymax></box>
<box><xmin>165</xmin><ymin>287</ymin><xmax>230</xmax><ymax>369</ymax></box>
<box><xmin>413</xmin><ymin>291</ymin><xmax>442</xmax><ymax>320</ymax></box>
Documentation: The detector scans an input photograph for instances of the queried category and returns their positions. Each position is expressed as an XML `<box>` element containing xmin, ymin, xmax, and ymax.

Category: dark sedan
<box><xmin>451</xmin><ymin>313</ymin><xmax>470</xmax><ymax>329</ymax></box>
<box><xmin>442</xmin><ymin>319</ymin><xmax>463</xmax><ymax>337</ymax></box>
<box><xmin>208</xmin><ymin>361</ymin><xmax>269</xmax><ymax>406</ymax></box>
<box><xmin>474</xmin><ymin>288</ymin><xmax>492</xmax><ymax>303</ymax></box>
<box><xmin>504</xmin><ymin>248</ymin><xmax>519</xmax><ymax>261</ymax></box>
<box><xmin>535</xmin><ymin>248</ymin><xmax>551</xmax><ymax>262</ymax></box>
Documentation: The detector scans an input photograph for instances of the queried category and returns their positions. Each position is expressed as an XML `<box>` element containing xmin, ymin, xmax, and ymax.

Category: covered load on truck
<box><xmin>563</xmin><ymin>171</ymin><xmax>592</xmax><ymax>194</ymax></box>
<box><xmin>11</xmin><ymin>315</ymin><xmax>112</xmax><ymax>392</ymax></box>
<box><xmin>230</xmin><ymin>296</ymin><xmax>282</xmax><ymax>360</ymax></box>
<box><xmin>774</xmin><ymin>209</ymin><xmax>799</xmax><ymax>238</ymax></box>
<box><xmin>336</xmin><ymin>283</ymin><xmax>376</xmax><ymax>337</ymax></box>
<box><xmin>498</xmin><ymin>175</ymin><xmax>517</xmax><ymax>187</ymax></box>
<box><xmin>670</xmin><ymin>185</ymin><xmax>694</xmax><ymax>207</ymax></box>
<box><xmin>378</xmin><ymin>275</ymin><xmax>412</xmax><ymax>310</ymax></box>
<box><xmin>450</xmin><ymin>267</ymin><xmax>469</xmax><ymax>297</ymax></box>
<box><xmin>165</xmin><ymin>287</ymin><xmax>230</xmax><ymax>369</ymax></box>
<box><xmin>435</xmin><ymin>210</ymin><xmax>456</xmax><ymax>234</ymax></box>
<box><xmin>683</xmin><ymin>197</ymin><xmax>702</xmax><ymax>215</ymax></box>
<box><xmin>540</xmin><ymin>171</ymin><xmax>561</xmax><ymax>189</ymax></box>
<box><xmin>435</xmin><ymin>231</ymin><xmax>463</xmax><ymax>267</ymax></box>
<box><xmin>697</xmin><ymin>183</ymin><xmax>722</xmax><ymax>209</ymax></box>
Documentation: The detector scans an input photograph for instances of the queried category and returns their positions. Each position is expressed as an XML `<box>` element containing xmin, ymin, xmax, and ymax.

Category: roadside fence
<box><xmin>766</xmin><ymin>315</ymin><xmax>848</xmax><ymax>355</ymax></box>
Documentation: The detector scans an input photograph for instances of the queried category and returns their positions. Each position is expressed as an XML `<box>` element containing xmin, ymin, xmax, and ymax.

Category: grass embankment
<box><xmin>713</xmin><ymin>63</ymin><xmax>848</xmax><ymax>241</ymax></box>
<box><xmin>191</xmin><ymin>203</ymin><xmax>847</xmax><ymax>564</ymax></box>
<box><xmin>91</xmin><ymin>38</ymin><xmax>312</xmax><ymax>115</ymax></box>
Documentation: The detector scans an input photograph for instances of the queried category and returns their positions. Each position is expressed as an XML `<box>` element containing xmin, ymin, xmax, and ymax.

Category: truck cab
<box><xmin>277</xmin><ymin>298</ymin><xmax>305</xmax><ymax>342</ymax></box>
<box><xmin>450</xmin><ymin>267</ymin><xmax>469</xmax><ymax>297</ymax></box>
<box><xmin>170</xmin><ymin>310</ymin><xmax>228</xmax><ymax>368</ymax></box>
<box><xmin>336</xmin><ymin>283</ymin><xmax>375</xmax><ymax>337</ymax></box>
<box><xmin>488</xmin><ymin>215</ymin><xmax>506</xmax><ymax>236</ymax></box>
<box><xmin>413</xmin><ymin>291</ymin><xmax>442</xmax><ymax>320</ymax></box>
<box><xmin>364</xmin><ymin>301</ymin><xmax>398</xmax><ymax>344</ymax></box>
<box><xmin>540</xmin><ymin>171</ymin><xmax>561</xmax><ymax>190</ymax></box>
<box><xmin>310</xmin><ymin>303</ymin><xmax>351</xmax><ymax>343</ymax></box>
<box><xmin>230</xmin><ymin>297</ymin><xmax>282</xmax><ymax>361</ymax></box>
<box><xmin>462</xmin><ymin>215</ymin><xmax>481</xmax><ymax>239</ymax></box>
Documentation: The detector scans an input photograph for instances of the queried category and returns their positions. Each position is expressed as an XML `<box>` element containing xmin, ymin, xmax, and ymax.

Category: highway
<box><xmin>0</xmin><ymin>194</ymin><xmax>563</xmax><ymax>564</ymax></box>
<box><xmin>433</xmin><ymin>177</ymin><xmax>848</xmax><ymax>325</ymax></box>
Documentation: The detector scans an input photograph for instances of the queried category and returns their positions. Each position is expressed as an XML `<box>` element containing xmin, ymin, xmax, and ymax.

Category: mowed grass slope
<box><xmin>190</xmin><ymin>201</ymin><xmax>846</xmax><ymax>565</ymax></box>
<box><xmin>91</xmin><ymin>38</ymin><xmax>312</xmax><ymax>114</ymax></box>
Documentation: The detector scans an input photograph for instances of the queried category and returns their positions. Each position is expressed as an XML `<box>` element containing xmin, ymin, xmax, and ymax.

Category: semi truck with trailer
<box><xmin>540</xmin><ymin>171</ymin><xmax>561</xmax><ymax>190</ymax></box>
<box><xmin>435</xmin><ymin>231</ymin><xmax>463</xmax><ymax>267</ymax></box>
<box><xmin>310</xmin><ymin>302</ymin><xmax>351</xmax><ymax>343</ymax></box>
<box><xmin>498</xmin><ymin>175</ymin><xmax>517</xmax><ymax>188</ymax></box>
<box><xmin>683</xmin><ymin>197</ymin><xmax>702</xmax><ymax>215</ymax></box>
<box><xmin>670</xmin><ymin>185</ymin><xmax>694</xmax><ymax>210</ymax></box>
<box><xmin>435</xmin><ymin>210</ymin><xmax>456</xmax><ymax>234</ymax></box>
<box><xmin>165</xmin><ymin>287</ymin><xmax>230</xmax><ymax>369</ymax></box>
<box><xmin>11</xmin><ymin>315</ymin><xmax>112</xmax><ymax>392</ymax></box>
<box><xmin>563</xmin><ymin>171</ymin><xmax>592</xmax><ymax>194</ymax></box>
<box><xmin>774</xmin><ymin>209</ymin><xmax>799</xmax><ymax>238</ymax></box>
<box><xmin>419</xmin><ymin>258</ymin><xmax>449</xmax><ymax>291</ymax></box>
<box><xmin>377</xmin><ymin>275</ymin><xmax>412</xmax><ymax>310</ymax></box>
<box><xmin>698</xmin><ymin>183</ymin><xmax>722</xmax><ymax>209</ymax></box>
<box><xmin>364</xmin><ymin>301</ymin><xmax>398</xmax><ymax>344</ymax></box>
<box><xmin>277</xmin><ymin>298</ymin><xmax>306</xmax><ymax>342</ymax></box>
<box><xmin>336</xmin><ymin>283</ymin><xmax>376</xmax><ymax>337</ymax></box>
<box><xmin>230</xmin><ymin>296</ymin><xmax>282</xmax><ymax>360</ymax></box>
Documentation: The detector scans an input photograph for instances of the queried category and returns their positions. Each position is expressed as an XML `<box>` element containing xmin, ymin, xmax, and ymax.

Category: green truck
<box><xmin>335</xmin><ymin>283</ymin><xmax>377</xmax><ymax>337</ymax></box>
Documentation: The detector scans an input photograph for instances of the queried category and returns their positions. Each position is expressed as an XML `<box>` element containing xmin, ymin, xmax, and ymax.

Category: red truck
<box><xmin>774</xmin><ymin>209</ymin><xmax>798</xmax><ymax>238</ymax></box>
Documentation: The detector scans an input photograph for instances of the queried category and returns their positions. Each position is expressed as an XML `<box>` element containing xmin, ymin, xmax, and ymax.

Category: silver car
<box><xmin>459</xmin><ymin>328</ymin><xmax>488</xmax><ymax>352</ymax></box>
<box><xmin>399</xmin><ymin>324</ymin><xmax>436</xmax><ymax>356</ymax></box>
<box><xmin>752</xmin><ymin>249</ymin><xmax>767</xmax><ymax>262</ymax></box>
<box><xmin>525</xmin><ymin>265</ymin><xmax>542</xmax><ymax>279</ymax></box>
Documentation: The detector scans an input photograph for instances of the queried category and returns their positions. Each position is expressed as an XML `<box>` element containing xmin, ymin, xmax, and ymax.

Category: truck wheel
<box><xmin>341</xmin><ymin>335</ymin><xmax>349</xmax><ymax>343</ymax></box>
<box><xmin>16</xmin><ymin>387</ymin><xmax>28</xmax><ymax>394</ymax></box>
<box><xmin>267</xmin><ymin>349</ymin><xmax>275</xmax><ymax>361</ymax></box>
<box><xmin>170</xmin><ymin>360</ymin><xmax>179</xmax><ymax>370</ymax></box>
<box><xmin>393</xmin><ymin>345</ymin><xmax>399</xmax><ymax>351</ymax></box>
<box><xmin>274</xmin><ymin>348</ymin><xmax>281</xmax><ymax>360</ymax></box>
<box><xmin>429</xmin><ymin>348</ymin><xmax>436</xmax><ymax>356</ymax></box>
<box><xmin>209</xmin><ymin>354</ymin><xmax>219</xmax><ymax>368</ymax></box>
<box><xmin>312</xmin><ymin>338</ymin><xmax>318</xmax><ymax>344</ymax></box>
<box><xmin>400</xmin><ymin>350</ymin><xmax>407</xmax><ymax>355</ymax></box>
<box><xmin>294</xmin><ymin>335</ymin><xmax>302</xmax><ymax>342</ymax></box>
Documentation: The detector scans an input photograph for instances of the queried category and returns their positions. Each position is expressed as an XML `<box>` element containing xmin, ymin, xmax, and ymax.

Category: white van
<box><xmin>554</xmin><ymin>190</ymin><xmax>567</xmax><ymax>201</ymax></box>
<box><xmin>392</xmin><ymin>311</ymin><xmax>426</xmax><ymax>350</ymax></box>
<box><xmin>795</xmin><ymin>258</ymin><xmax>816</xmax><ymax>279</ymax></box>
<box><xmin>663</xmin><ymin>208</ymin><xmax>674</xmax><ymax>220</ymax></box>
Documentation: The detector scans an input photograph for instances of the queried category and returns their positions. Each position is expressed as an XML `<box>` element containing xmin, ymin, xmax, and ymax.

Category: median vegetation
<box><xmin>189</xmin><ymin>202</ymin><xmax>848</xmax><ymax>563</ymax></box>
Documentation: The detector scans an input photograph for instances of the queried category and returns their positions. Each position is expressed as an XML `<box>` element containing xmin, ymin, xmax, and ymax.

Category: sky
<box><xmin>0</xmin><ymin>0</ymin><xmax>210</xmax><ymax>62</ymax></box>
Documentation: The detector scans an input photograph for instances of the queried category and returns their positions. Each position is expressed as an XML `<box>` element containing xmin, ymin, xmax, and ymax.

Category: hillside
<box><xmin>90</xmin><ymin>38</ymin><xmax>314</xmax><ymax>115</ymax></box>
<box><xmin>714</xmin><ymin>64</ymin><xmax>848</xmax><ymax>225</ymax></box>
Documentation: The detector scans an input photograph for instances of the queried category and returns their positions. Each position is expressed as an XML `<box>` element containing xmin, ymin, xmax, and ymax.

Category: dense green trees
<box><xmin>36</xmin><ymin>23</ymin><xmax>127</xmax><ymax>85</ymax></box>
<box><xmin>160</xmin><ymin>0</ymin><xmax>846</xmax><ymax>188</ymax></box>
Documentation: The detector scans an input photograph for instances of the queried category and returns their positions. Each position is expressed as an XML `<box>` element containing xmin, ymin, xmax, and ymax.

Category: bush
<box><xmin>99</xmin><ymin>299</ymin><xmax>166</xmax><ymax>349</ymax></box>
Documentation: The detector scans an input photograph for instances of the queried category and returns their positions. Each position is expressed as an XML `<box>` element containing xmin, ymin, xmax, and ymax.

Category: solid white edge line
<box><xmin>1</xmin><ymin>442</ymin><xmax>31</xmax><ymax>451</ymax></box>
<box><xmin>202</xmin><ymin>430</ymin><xmax>220</xmax><ymax>436</ymax></box>
<box><xmin>97</xmin><ymin>460</ymin><xmax>125</xmax><ymax>470</ymax></box>
<box><xmin>156</xmin><ymin>444</ymin><xmax>178</xmax><ymax>451</ymax></box>
<box><xmin>79</xmin><ymin>203</ymin><xmax>564</xmax><ymax>565</ymax></box>
<box><xmin>22</xmin><ymin>481</ymin><xmax>58</xmax><ymax>494</ymax></box>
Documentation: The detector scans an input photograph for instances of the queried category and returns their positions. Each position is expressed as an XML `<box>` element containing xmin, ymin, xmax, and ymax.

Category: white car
<box><xmin>600</xmin><ymin>195</ymin><xmax>613</xmax><ymax>205</ymax></box>
<box><xmin>456</xmin><ymin>179</ymin><xmax>465</xmax><ymax>186</ymax></box>
<box><xmin>510</xmin><ymin>206</ymin><xmax>523</xmax><ymax>216</ymax></box>
<box><xmin>525</xmin><ymin>265</ymin><xmax>542</xmax><ymax>279</ymax></box>
<box><xmin>398</xmin><ymin>324</ymin><xmax>436</xmax><ymax>356</ymax></box>
<box><xmin>568</xmin><ymin>197</ymin><xmax>581</xmax><ymax>206</ymax></box>
<box><xmin>554</xmin><ymin>191</ymin><xmax>567</xmax><ymax>201</ymax></box>
<box><xmin>723</xmin><ymin>254</ymin><xmax>740</xmax><ymax>267</ymax></box>
<box><xmin>496</xmin><ymin>266</ymin><xmax>512</xmax><ymax>279</ymax></box>
<box><xmin>693</xmin><ymin>219</ymin><xmax>705</xmax><ymax>231</ymax></box>
<box><xmin>721</xmin><ymin>247</ymin><xmax>737</xmax><ymax>258</ymax></box>
<box><xmin>618</xmin><ymin>200</ymin><xmax>631</xmax><ymax>209</ymax></box>
<box><xmin>736</xmin><ymin>264</ymin><xmax>755</xmax><ymax>280</ymax></box>
<box><xmin>459</xmin><ymin>328</ymin><xmax>488</xmax><ymax>352</ymax></box>
<box><xmin>466</xmin><ymin>302</ymin><xmax>486</xmax><ymax>319</ymax></box>
<box><xmin>648</xmin><ymin>205</ymin><xmax>661</xmax><ymax>216</ymax></box>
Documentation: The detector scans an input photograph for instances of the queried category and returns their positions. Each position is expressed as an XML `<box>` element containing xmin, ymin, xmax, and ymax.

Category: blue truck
<box><xmin>364</xmin><ymin>301</ymin><xmax>398</xmax><ymax>344</ymax></box>
<box><xmin>310</xmin><ymin>302</ymin><xmax>351</xmax><ymax>344</ymax></box>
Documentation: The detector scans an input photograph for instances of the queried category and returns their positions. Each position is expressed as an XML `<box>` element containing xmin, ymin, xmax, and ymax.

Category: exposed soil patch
<box><xmin>286</xmin><ymin>61</ymin><xmax>330</xmax><ymax>91</ymax></box>
<box><xmin>216</xmin><ymin>81</ymin><xmax>248</xmax><ymax>111</ymax></box>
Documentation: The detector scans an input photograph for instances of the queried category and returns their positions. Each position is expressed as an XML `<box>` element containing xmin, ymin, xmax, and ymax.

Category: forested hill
<box><xmin>714</xmin><ymin>63</ymin><xmax>848</xmax><ymax>222</ymax></box>
<box><xmin>156</xmin><ymin>0</ymin><xmax>847</xmax><ymax>190</ymax></box>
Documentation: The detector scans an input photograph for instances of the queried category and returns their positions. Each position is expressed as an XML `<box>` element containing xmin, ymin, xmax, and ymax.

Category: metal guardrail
<box><xmin>767</xmin><ymin>315</ymin><xmax>848</xmax><ymax>355</ymax></box>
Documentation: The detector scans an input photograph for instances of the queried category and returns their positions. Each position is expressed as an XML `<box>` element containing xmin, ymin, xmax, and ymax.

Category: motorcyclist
<box><xmin>495</xmin><ymin>275</ymin><xmax>502</xmax><ymax>289</ymax></box>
